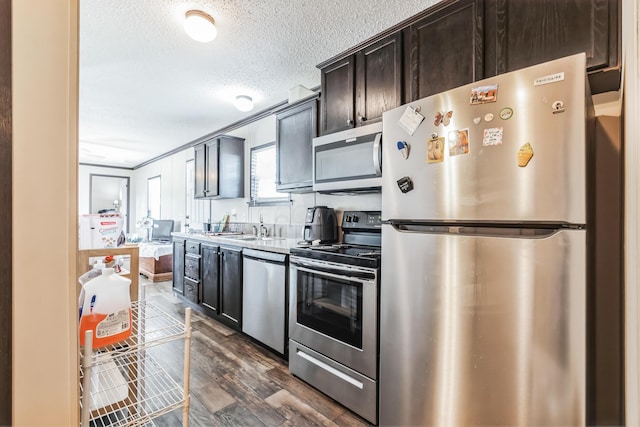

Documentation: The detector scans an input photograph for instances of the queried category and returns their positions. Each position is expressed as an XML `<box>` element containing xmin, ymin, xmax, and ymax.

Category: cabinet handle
<box><xmin>358</xmin><ymin>115</ymin><xmax>366</xmax><ymax>125</ymax></box>
<box><xmin>346</xmin><ymin>118</ymin><xmax>353</xmax><ymax>126</ymax></box>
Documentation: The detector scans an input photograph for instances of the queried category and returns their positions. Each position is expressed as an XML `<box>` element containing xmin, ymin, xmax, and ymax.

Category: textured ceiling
<box><xmin>79</xmin><ymin>0</ymin><xmax>442</xmax><ymax>168</ymax></box>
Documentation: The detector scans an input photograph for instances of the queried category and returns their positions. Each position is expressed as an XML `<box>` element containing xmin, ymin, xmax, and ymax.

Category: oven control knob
<box><xmin>345</xmin><ymin>215</ymin><xmax>352</xmax><ymax>222</ymax></box>
<box><xmin>352</xmin><ymin>216</ymin><xmax>359</xmax><ymax>223</ymax></box>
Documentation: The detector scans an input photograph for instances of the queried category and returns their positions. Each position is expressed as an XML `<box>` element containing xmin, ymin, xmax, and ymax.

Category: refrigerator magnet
<box><xmin>434</xmin><ymin>111</ymin><xmax>453</xmax><ymax>126</ymax></box>
<box><xmin>397</xmin><ymin>176</ymin><xmax>414</xmax><ymax>193</ymax></box>
<box><xmin>484</xmin><ymin>113</ymin><xmax>494</xmax><ymax>122</ymax></box>
<box><xmin>398</xmin><ymin>106</ymin><xmax>424</xmax><ymax>135</ymax></box>
<box><xmin>397</xmin><ymin>140</ymin><xmax>410</xmax><ymax>159</ymax></box>
<box><xmin>427</xmin><ymin>137</ymin><xmax>445</xmax><ymax>163</ymax></box>
<box><xmin>442</xmin><ymin>111</ymin><xmax>453</xmax><ymax>126</ymax></box>
<box><xmin>448</xmin><ymin>129</ymin><xmax>470</xmax><ymax>157</ymax></box>
<box><xmin>470</xmin><ymin>83</ymin><xmax>498</xmax><ymax>105</ymax></box>
<box><xmin>499</xmin><ymin>107</ymin><xmax>514</xmax><ymax>120</ymax></box>
<box><xmin>473</xmin><ymin>117</ymin><xmax>481</xmax><ymax>125</ymax></box>
<box><xmin>552</xmin><ymin>100</ymin><xmax>565</xmax><ymax>114</ymax></box>
<box><xmin>482</xmin><ymin>127</ymin><xmax>503</xmax><ymax>146</ymax></box>
<box><xmin>517</xmin><ymin>142</ymin><xmax>534</xmax><ymax>167</ymax></box>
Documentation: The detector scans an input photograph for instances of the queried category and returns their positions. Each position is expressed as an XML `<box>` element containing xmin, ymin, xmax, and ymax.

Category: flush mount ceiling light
<box><xmin>184</xmin><ymin>10</ymin><xmax>217</xmax><ymax>42</ymax></box>
<box><xmin>234</xmin><ymin>95</ymin><xmax>254</xmax><ymax>112</ymax></box>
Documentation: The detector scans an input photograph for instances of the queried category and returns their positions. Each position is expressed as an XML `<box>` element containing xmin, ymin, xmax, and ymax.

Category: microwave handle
<box><xmin>373</xmin><ymin>132</ymin><xmax>382</xmax><ymax>176</ymax></box>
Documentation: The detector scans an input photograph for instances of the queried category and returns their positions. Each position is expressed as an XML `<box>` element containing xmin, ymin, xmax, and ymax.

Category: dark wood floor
<box><xmin>142</xmin><ymin>278</ymin><xmax>372</xmax><ymax>427</ymax></box>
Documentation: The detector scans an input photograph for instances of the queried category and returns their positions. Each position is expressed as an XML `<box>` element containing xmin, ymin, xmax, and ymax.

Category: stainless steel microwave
<box><xmin>312</xmin><ymin>122</ymin><xmax>382</xmax><ymax>193</ymax></box>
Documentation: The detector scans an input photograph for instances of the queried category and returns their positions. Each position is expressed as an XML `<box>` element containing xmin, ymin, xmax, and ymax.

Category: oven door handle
<box><xmin>292</xmin><ymin>261</ymin><xmax>376</xmax><ymax>281</ymax></box>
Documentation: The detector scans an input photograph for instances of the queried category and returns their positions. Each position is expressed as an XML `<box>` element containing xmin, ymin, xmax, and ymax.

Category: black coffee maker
<box><xmin>302</xmin><ymin>206</ymin><xmax>338</xmax><ymax>244</ymax></box>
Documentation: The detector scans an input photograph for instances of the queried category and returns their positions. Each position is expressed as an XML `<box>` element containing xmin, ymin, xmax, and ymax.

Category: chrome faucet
<box><xmin>258</xmin><ymin>213</ymin><xmax>268</xmax><ymax>238</ymax></box>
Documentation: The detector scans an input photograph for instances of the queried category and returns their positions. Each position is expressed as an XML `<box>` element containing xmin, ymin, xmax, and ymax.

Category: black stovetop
<box><xmin>291</xmin><ymin>210</ymin><xmax>382</xmax><ymax>269</ymax></box>
<box><xmin>290</xmin><ymin>244</ymin><xmax>381</xmax><ymax>269</ymax></box>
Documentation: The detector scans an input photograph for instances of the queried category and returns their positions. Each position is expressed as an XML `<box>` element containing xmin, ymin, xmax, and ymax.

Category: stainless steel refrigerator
<box><xmin>380</xmin><ymin>53</ymin><xmax>593</xmax><ymax>426</ymax></box>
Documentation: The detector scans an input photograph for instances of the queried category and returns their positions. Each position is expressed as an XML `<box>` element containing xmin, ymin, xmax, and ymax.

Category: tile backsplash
<box><xmin>197</xmin><ymin>191</ymin><xmax>381</xmax><ymax>238</ymax></box>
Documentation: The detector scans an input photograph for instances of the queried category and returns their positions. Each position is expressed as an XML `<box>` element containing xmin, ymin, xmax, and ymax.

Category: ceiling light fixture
<box><xmin>184</xmin><ymin>10</ymin><xmax>217</xmax><ymax>43</ymax></box>
<box><xmin>234</xmin><ymin>95</ymin><xmax>254</xmax><ymax>112</ymax></box>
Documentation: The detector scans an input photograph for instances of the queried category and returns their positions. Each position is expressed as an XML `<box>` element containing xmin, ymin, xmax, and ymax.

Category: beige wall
<box><xmin>12</xmin><ymin>0</ymin><xmax>79</xmax><ymax>425</ymax></box>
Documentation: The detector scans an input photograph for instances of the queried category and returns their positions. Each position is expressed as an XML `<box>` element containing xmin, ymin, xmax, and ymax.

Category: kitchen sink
<box><xmin>225</xmin><ymin>235</ymin><xmax>284</xmax><ymax>242</ymax></box>
<box><xmin>233</xmin><ymin>235</ymin><xmax>258</xmax><ymax>241</ymax></box>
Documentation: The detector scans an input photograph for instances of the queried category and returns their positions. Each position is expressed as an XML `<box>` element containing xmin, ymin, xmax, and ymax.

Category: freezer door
<box><xmin>382</xmin><ymin>53</ymin><xmax>590</xmax><ymax>224</ymax></box>
<box><xmin>379</xmin><ymin>225</ymin><xmax>585</xmax><ymax>426</ymax></box>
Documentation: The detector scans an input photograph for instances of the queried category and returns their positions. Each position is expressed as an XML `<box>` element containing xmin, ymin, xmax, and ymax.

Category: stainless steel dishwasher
<box><xmin>242</xmin><ymin>248</ymin><xmax>287</xmax><ymax>354</ymax></box>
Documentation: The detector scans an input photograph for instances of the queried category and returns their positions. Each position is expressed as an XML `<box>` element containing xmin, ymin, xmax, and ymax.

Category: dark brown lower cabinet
<box><xmin>183</xmin><ymin>277</ymin><xmax>199</xmax><ymax>304</ymax></box>
<box><xmin>201</xmin><ymin>243</ymin><xmax>219</xmax><ymax>316</ymax></box>
<box><xmin>219</xmin><ymin>246</ymin><xmax>243</xmax><ymax>330</ymax></box>
<box><xmin>172</xmin><ymin>239</ymin><xmax>185</xmax><ymax>295</ymax></box>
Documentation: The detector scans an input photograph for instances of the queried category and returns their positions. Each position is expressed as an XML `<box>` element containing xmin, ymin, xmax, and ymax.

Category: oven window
<box><xmin>296</xmin><ymin>270</ymin><xmax>363</xmax><ymax>348</ymax></box>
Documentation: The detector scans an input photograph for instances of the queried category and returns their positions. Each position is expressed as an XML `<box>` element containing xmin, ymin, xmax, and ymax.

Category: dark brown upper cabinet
<box><xmin>276</xmin><ymin>97</ymin><xmax>317</xmax><ymax>193</ymax></box>
<box><xmin>319</xmin><ymin>32</ymin><xmax>402</xmax><ymax>135</ymax></box>
<box><xmin>316</xmin><ymin>0</ymin><xmax>619</xmax><ymax>121</ymax></box>
<box><xmin>355</xmin><ymin>33</ymin><xmax>403</xmax><ymax>127</ymax></box>
<box><xmin>403</xmin><ymin>0</ymin><xmax>484</xmax><ymax>102</ymax></box>
<box><xmin>484</xmin><ymin>0</ymin><xmax>620</xmax><ymax>94</ymax></box>
<box><xmin>320</xmin><ymin>56</ymin><xmax>355</xmax><ymax>135</ymax></box>
<box><xmin>194</xmin><ymin>135</ymin><xmax>245</xmax><ymax>199</ymax></box>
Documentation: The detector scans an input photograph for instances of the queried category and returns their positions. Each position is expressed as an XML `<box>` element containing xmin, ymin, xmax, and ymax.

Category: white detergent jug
<box><xmin>79</xmin><ymin>268</ymin><xmax>132</xmax><ymax>349</ymax></box>
<box><xmin>78</xmin><ymin>261</ymin><xmax>105</xmax><ymax>320</ymax></box>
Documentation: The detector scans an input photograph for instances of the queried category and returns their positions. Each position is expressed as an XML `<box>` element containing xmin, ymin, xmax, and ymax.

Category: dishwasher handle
<box><xmin>242</xmin><ymin>248</ymin><xmax>287</xmax><ymax>264</ymax></box>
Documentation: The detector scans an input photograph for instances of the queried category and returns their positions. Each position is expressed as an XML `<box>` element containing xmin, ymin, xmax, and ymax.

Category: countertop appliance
<box><xmin>301</xmin><ymin>206</ymin><xmax>338</xmax><ymax>244</ymax></box>
<box><xmin>289</xmin><ymin>210</ymin><xmax>382</xmax><ymax>424</ymax></box>
<box><xmin>242</xmin><ymin>249</ymin><xmax>288</xmax><ymax>355</ymax></box>
<box><xmin>380</xmin><ymin>54</ymin><xmax>592</xmax><ymax>426</ymax></box>
<box><xmin>312</xmin><ymin>122</ymin><xmax>382</xmax><ymax>194</ymax></box>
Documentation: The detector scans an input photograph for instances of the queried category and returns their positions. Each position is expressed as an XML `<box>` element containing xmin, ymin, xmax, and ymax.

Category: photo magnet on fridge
<box><xmin>427</xmin><ymin>137</ymin><xmax>445</xmax><ymax>163</ymax></box>
<box><xmin>470</xmin><ymin>83</ymin><xmax>498</xmax><ymax>105</ymax></box>
<box><xmin>448</xmin><ymin>129</ymin><xmax>470</xmax><ymax>157</ymax></box>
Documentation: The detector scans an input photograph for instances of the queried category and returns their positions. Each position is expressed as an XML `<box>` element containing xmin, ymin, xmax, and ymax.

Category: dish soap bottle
<box><xmin>79</xmin><ymin>267</ymin><xmax>132</xmax><ymax>348</ymax></box>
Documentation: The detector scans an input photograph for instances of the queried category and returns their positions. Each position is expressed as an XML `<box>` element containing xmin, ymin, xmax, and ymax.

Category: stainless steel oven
<box><xmin>289</xmin><ymin>257</ymin><xmax>378</xmax><ymax>377</ymax></box>
<box><xmin>288</xmin><ymin>210</ymin><xmax>381</xmax><ymax>424</ymax></box>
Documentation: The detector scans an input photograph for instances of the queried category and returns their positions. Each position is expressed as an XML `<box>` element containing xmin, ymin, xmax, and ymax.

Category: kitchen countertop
<box><xmin>171</xmin><ymin>232</ymin><xmax>299</xmax><ymax>255</ymax></box>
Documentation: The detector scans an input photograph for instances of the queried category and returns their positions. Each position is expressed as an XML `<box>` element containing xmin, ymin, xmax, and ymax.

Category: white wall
<box><xmin>130</xmin><ymin>148</ymin><xmax>190</xmax><ymax>234</ymax></box>
<box><xmin>12</xmin><ymin>0</ymin><xmax>78</xmax><ymax>424</ymax></box>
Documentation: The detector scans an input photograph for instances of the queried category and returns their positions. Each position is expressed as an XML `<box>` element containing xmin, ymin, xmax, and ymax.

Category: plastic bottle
<box><xmin>79</xmin><ymin>268</ymin><xmax>132</xmax><ymax>348</ymax></box>
<box><xmin>78</xmin><ymin>261</ymin><xmax>105</xmax><ymax>320</ymax></box>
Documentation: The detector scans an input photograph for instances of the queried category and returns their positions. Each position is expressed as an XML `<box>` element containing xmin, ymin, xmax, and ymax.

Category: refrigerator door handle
<box><xmin>388</xmin><ymin>222</ymin><xmax>565</xmax><ymax>238</ymax></box>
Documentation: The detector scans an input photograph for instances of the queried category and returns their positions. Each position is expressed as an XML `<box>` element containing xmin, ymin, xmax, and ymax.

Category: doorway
<box><xmin>89</xmin><ymin>174</ymin><xmax>130</xmax><ymax>233</ymax></box>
